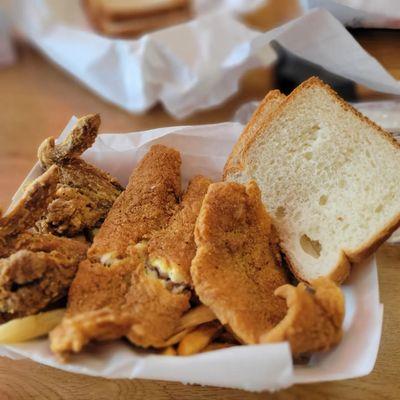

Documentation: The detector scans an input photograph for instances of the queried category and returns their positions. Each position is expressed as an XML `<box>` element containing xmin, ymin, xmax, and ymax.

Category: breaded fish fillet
<box><xmin>37</xmin><ymin>114</ymin><xmax>123</xmax><ymax>236</ymax></box>
<box><xmin>89</xmin><ymin>144</ymin><xmax>181</xmax><ymax>259</ymax></box>
<box><xmin>191</xmin><ymin>181</ymin><xmax>289</xmax><ymax>344</ymax></box>
<box><xmin>147</xmin><ymin>175</ymin><xmax>212</xmax><ymax>286</ymax></box>
<box><xmin>51</xmin><ymin>145</ymin><xmax>210</xmax><ymax>355</ymax></box>
<box><xmin>261</xmin><ymin>278</ymin><xmax>344</xmax><ymax>355</ymax></box>
<box><xmin>0</xmin><ymin>166</ymin><xmax>88</xmax><ymax>321</ymax></box>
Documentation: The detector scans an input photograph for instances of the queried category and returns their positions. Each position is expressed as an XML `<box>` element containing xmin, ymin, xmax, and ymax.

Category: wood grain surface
<box><xmin>1</xmin><ymin>0</ymin><xmax>400</xmax><ymax>398</ymax></box>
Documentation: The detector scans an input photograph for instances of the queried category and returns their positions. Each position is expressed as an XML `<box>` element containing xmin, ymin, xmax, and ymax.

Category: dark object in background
<box><xmin>272</xmin><ymin>41</ymin><xmax>357</xmax><ymax>101</ymax></box>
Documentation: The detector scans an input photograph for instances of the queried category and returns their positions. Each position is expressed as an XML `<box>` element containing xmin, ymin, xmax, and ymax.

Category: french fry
<box><xmin>202</xmin><ymin>342</ymin><xmax>234</xmax><ymax>352</ymax></box>
<box><xmin>157</xmin><ymin>304</ymin><xmax>217</xmax><ymax>348</ymax></box>
<box><xmin>176</xmin><ymin>305</ymin><xmax>216</xmax><ymax>332</ymax></box>
<box><xmin>0</xmin><ymin>309</ymin><xmax>65</xmax><ymax>343</ymax></box>
<box><xmin>161</xmin><ymin>346</ymin><xmax>177</xmax><ymax>356</ymax></box>
<box><xmin>177</xmin><ymin>322</ymin><xmax>221</xmax><ymax>356</ymax></box>
<box><xmin>159</xmin><ymin>327</ymin><xmax>191</xmax><ymax>347</ymax></box>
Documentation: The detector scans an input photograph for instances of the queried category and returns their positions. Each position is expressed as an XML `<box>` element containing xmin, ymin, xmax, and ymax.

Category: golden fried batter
<box><xmin>148</xmin><ymin>175</ymin><xmax>212</xmax><ymax>285</ymax></box>
<box><xmin>261</xmin><ymin>278</ymin><xmax>344</xmax><ymax>355</ymax></box>
<box><xmin>51</xmin><ymin>308</ymin><xmax>134</xmax><ymax>355</ymax></box>
<box><xmin>0</xmin><ymin>234</ymin><xmax>88</xmax><ymax>321</ymax></box>
<box><xmin>0</xmin><ymin>166</ymin><xmax>88</xmax><ymax>321</ymax></box>
<box><xmin>50</xmin><ymin>145</ymin><xmax>189</xmax><ymax>356</ymax></box>
<box><xmin>191</xmin><ymin>181</ymin><xmax>289</xmax><ymax>344</ymax></box>
<box><xmin>0</xmin><ymin>166</ymin><xmax>59</xmax><ymax>256</ymax></box>
<box><xmin>37</xmin><ymin>114</ymin><xmax>123</xmax><ymax>236</ymax></box>
<box><xmin>90</xmin><ymin>144</ymin><xmax>181</xmax><ymax>259</ymax></box>
<box><xmin>63</xmin><ymin>251</ymin><xmax>191</xmax><ymax>349</ymax></box>
<box><xmin>38</xmin><ymin>114</ymin><xmax>100</xmax><ymax>165</ymax></box>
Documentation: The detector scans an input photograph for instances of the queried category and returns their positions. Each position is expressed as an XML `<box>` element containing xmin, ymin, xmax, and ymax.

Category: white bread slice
<box><xmin>223</xmin><ymin>90</ymin><xmax>286</xmax><ymax>180</ymax></box>
<box><xmin>224</xmin><ymin>77</ymin><xmax>400</xmax><ymax>283</ymax></box>
<box><xmin>84</xmin><ymin>0</ymin><xmax>190</xmax><ymax>37</ymax></box>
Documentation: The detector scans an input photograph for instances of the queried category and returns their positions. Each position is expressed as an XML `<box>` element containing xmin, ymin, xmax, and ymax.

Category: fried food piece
<box><xmin>202</xmin><ymin>342</ymin><xmax>234</xmax><ymax>352</ymax></box>
<box><xmin>51</xmin><ymin>308</ymin><xmax>134</xmax><ymax>354</ymax></box>
<box><xmin>261</xmin><ymin>278</ymin><xmax>344</xmax><ymax>356</ymax></box>
<box><xmin>0</xmin><ymin>233</ymin><xmax>88</xmax><ymax>321</ymax></box>
<box><xmin>37</xmin><ymin>114</ymin><xmax>123</xmax><ymax>236</ymax></box>
<box><xmin>0</xmin><ymin>166</ymin><xmax>59</xmax><ymax>256</ymax></box>
<box><xmin>147</xmin><ymin>175</ymin><xmax>212</xmax><ymax>285</ymax></box>
<box><xmin>0</xmin><ymin>166</ymin><xmax>88</xmax><ymax>322</ymax></box>
<box><xmin>51</xmin><ymin>145</ymin><xmax>191</xmax><ymax>355</ymax></box>
<box><xmin>90</xmin><ymin>144</ymin><xmax>181</xmax><ymax>258</ymax></box>
<box><xmin>177</xmin><ymin>322</ymin><xmax>222</xmax><ymax>356</ymax></box>
<box><xmin>191</xmin><ymin>181</ymin><xmax>289</xmax><ymax>344</ymax></box>
<box><xmin>161</xmin><ymin>346</ymin><xmax>177</xmax><ymax>356</ymax></box>
<box><xmin>0</xmin><ymin>309</ymin><xmax>65</xmax><ymax>343</ymax></box>
<box><xmin>54</xmin><ymin>250</ymin><xmax>191</xmax><ymax>352</ymax></box>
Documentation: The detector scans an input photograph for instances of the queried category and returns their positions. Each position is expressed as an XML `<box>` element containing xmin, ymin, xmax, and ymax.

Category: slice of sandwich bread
<box><xmin>87</xmin><ymin>0</ymin><xmax>189</xmax><ymax>20</ymax></box>
<box><xmin>84</xmin><ymin>0</ymin><xmax>191</xmax><ymax>37</ymax></box>
<box><xmin>223</xmin><ymin>90</ymin><xmax>286</xmax><ymax>180</ymax></box>
<box><xmin>224</xmin><ymin>77</ymin><xmax>400</xmax><ymax>283</ymax></box>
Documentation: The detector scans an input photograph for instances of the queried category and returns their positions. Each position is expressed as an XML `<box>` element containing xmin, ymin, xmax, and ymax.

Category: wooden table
<box><xmin>1</xmin><ymin>1</ymin><xmax>400</xmax><ymax>399</ymax></box>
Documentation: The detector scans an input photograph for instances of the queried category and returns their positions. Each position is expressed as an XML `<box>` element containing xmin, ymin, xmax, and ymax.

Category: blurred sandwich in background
<box><xmin>83</xmin><ymin>0</ymin><xmax>192</xmax><ymax>37</ymax></box>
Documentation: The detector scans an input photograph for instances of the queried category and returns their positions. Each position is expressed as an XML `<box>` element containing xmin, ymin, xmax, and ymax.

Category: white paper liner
<box><xmin>301</xmin><ymin>0</ymin><xmax>400</xmax><ymax>28</ymax></box>
<box><xmin>7</xmin><ymin>3</ymin><xmax>400</xmax><ymax>118</ymax></box>
<box><xmin>0</xmin><ymin>118</ymin><xmax>384</xmax><ymax>391</ymax></box>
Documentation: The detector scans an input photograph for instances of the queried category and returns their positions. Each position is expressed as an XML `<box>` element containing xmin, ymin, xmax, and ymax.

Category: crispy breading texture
<box><xmin>0</xmin><ymin>165</ymin><xmax>89</xmax><ymax>321</ymax></box>
<box><xmin>0</xmin><ymin>165</ymin><xmax>59</xmax><ymax>250</ymax></box>
<box><xmin>38</xmin><ymin>114</ymin><xmax>101</xmax><ymax>166</ymax></box>
<box><xmin>191</xmin><ymin>181</ymin><xmax>289</xmax><ymax>344</ymax></box>
<box><xmin>89</xmin><ymin>144</ymin><xmax>181</xmax><ymax>259</ymax></box>
<box><xmin>261</xmin><ymin>278</ymin><xmax>344</xmax><ymax>355</ymax></box>
<box><xmin>37</xmin><ymin>114</ymin><xmax>123</xmax><ymax>236</ymax></box>
<box><xmin>148</xmin><ymin>175</ymin><xmax>212</xmax><ymax>285</ymax></box>
<box><xmin>53</xmin><ymin>251</ymin><xmax>190</xmax><ymax>354</ymax></box>
<box><xmin>50</xmin><ymin>308</ymin><xmax>134</xmax><ymax>355</ymax></box>
<box><xmin>50</xmin><ymin>145</ymin><xmax>190</xmax><ymax>356</ymax></box>
<box><xmin>0</xmin><ymin>233</ymin><xmax>88</xmax><ymax>321</ymax></box>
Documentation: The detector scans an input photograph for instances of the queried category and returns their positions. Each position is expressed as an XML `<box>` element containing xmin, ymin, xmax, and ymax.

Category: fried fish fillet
<box><xmin>0</xmin><ymin>166</ymin><xmax>88</xmax><ymax>321</ymax></box>
<box><xmin>37</xmin><ymin>114</ymin><xmax>123</xmax><ymax>236</ymax></box>
<box><xmin>89</xmin><ymin>144</ymin><xmax>181</xmax><ymax>259</ymax></box>
<box><xmin>191</xmin><ymin>181</ymin><xmax>289</xmax><ymax>344</ymax></box>
<box><xmin>261</xmin><ymin>278</ymin><xmax>344</xmax><ymax>355</ymax></box>
<box><xmin>51</xmin><ymin>145</ymin><xmax>199</xmax><ymax>355</ymax></box>
<box><xmin>147</xmin><ymin>175</ymin><xmax>212</xmax><ymax>286</ymax></box>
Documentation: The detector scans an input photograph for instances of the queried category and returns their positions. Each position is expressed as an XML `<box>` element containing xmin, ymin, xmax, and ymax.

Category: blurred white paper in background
<box><xmin>6</xmin><ymin>2</ymin><xmax>400</xmax><ymax>118</ymax></box>
<box><xmin>301</xmin><ymin>0</ymin><xmax>400</xmax><ymax>28</ymax></box>
<box><xmin>0</xmin><ymin>118</ymin><xmax>384</xmax><ymax>391</ymax></box>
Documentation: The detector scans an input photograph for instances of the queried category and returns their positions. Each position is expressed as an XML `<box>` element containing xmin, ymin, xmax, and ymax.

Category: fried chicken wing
<box><xmin>191</xmin><ymin>181</ymin><xmax>289</xmax><ymax>344</ymax></box>
<box><xmin>37</xmin><ymin>114</ymin><xmax>123</xmax><ymax>236</ymax></box>
<box><xmin>147</xmin><ymin>175</ymin><xmax>212</xmax><ymax>286</ymax></box>
<box><xmin>261</xmin><ymin>278</ymin><xmax>344</xmax><ymax>355</ymax></box>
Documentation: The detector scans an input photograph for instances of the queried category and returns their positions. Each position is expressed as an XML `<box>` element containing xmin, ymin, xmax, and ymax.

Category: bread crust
<box><xmin>222</xmin><ymin>90</ymin><xmax>285</xmax><ymax>180</ymax></box>
<box><xmin>83</xmin><ymin>0</ymin><xmax>191</xmax><ymax>37</ymax></box>
<box><xmin>231</xmin><ymin>76</ymin><xmax>400</xmax><ymax>283</ymax></box>
<box><xmin>85</xmin><ymin>0</ymin><xmax>189</xmax><ymax>21</ymax></box>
